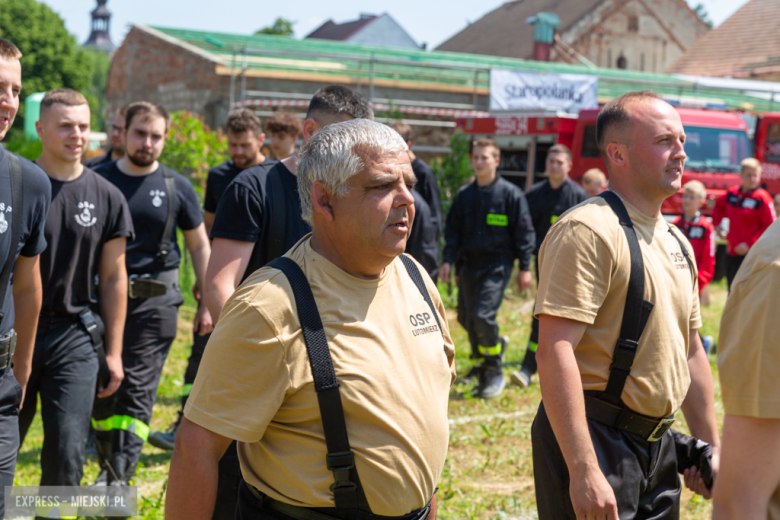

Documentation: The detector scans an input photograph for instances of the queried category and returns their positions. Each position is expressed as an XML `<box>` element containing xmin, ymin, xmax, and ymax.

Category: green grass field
<box><xmin>14</xmin><ymin>278</ymin><xmax>728</xmax><ymax>519</ymax></box>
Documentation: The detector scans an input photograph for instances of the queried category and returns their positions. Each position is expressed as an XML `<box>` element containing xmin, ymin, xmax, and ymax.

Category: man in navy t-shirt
<box><xmin>0</xmin><ymin>38</ymin><xmax>51</xmax><ymax>516</ymax></box>
<box><xmin>19</xmin><ymin>89</ymin><xmax>134</xmax><ymax>489</ymax></box>
<box><xmin>93</xmin><ymin>101</ymin><xmax>211</xmax><ymax>485</ymax></box>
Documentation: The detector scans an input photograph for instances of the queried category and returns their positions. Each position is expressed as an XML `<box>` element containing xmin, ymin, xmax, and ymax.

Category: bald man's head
<box><xmin>596</xmin><ymin>90</ymin><xmax>667</xmax><ymax>163</ymax></box>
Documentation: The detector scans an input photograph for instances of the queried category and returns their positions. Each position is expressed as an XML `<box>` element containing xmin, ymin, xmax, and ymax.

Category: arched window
<box><xmin>617</xmin><ymin>56</ymin><xmax>628</xmax><ymax>69</ymax></box>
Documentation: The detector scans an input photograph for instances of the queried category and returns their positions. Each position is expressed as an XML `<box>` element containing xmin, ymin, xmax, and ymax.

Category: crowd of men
<box><xmin>2</xmin><ymin>30</ymin><xmax>780</xmax><ymax>520</ymax></box>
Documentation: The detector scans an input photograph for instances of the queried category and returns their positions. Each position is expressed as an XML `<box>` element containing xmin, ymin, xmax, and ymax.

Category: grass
<box><xmin>14</xmin><ymin>278</ymin><xmax>729</xmax><ymax>519</ymax></box>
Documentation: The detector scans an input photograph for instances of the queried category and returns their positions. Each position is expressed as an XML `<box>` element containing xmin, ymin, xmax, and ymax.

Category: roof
<box><xmin>668</xmin><ymin>0</ymin><xmax>780</xmax><ymax>78</ymax></box>
<box><xmin>306</xmin><ymin>15</ymin><xmax>377</xmax><ymax>41</ymax></box>
<box><xmin>435</xmin><ymin>0</ymin><xmax>604</xmax><ymax>59</ymax></box>
<box><xmin>139</xmin><ymin>25</ymin><xmax>779</xmax><ymax>112</ymax></box>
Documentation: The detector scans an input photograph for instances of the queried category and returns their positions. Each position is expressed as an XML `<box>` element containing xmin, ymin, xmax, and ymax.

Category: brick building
<box><xmin>436</xmin><ymin>0</ymin><xmax>709</xmax><ymax>73</ymax></box>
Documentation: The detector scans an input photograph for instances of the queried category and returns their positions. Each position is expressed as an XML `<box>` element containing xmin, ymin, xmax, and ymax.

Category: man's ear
<box><xmin>302</xmin><ymin>118</ymin><xmax>320</xmax><ymax>144</ymax></box>
<box><xmin>311</xmin><ymin>182</ymin><xmax>335</xmax><ymax>222</ymax></box>
<box><xmin>606</xmin><ymin>143</ymin><xmax>627</xmax><ymax>168</ymax></box>
<box><xmin>257</xmin><ymin>132</ymin><xmax>266</xmax><ymax>146</ymax></box>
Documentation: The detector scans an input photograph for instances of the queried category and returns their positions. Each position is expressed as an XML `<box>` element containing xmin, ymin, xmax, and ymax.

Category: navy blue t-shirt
<box><xmin>0</xmin><ymin>146</ymin><xmax>51</xmax><ymax>336</ymax></box>
<box><xmin>40</xmin><ymin>167</ymin><xmax>135</xmax><ymax>316</ymax></box>
<box><xmin>94</xmin><ymin>162</ymin><xmax>203</xmax><ymax>275</ymax></box>
<box><xmin>203</xmin><ymin>158</ymin><xmax>277</xmax><ymax>214</ymax></box>
<box><xmin>211</xmin><ymin>161</ymin><xmax>311</xmax><ymax>281</ymax></box>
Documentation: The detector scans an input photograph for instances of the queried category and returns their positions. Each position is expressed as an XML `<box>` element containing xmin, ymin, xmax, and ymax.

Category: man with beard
<box><xmin>148</xmin><ymin>108</ymin><xmax>275</xmax><ymax>450</ymax></box>
<box><xmin>84</xmin><ymin>105</ymin><xmax>127</xmax><ymax>168</ymax></box>
<box><xmin>93</xmin><ymin>101</ymin><xmax>212</xmax><ymax>486</ymax></box>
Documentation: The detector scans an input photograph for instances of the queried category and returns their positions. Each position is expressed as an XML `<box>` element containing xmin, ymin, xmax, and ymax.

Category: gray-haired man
<box><xmin>166</xmin><ymin>119</ymin><xmax>455</xmax><ymax>520</ymax></box>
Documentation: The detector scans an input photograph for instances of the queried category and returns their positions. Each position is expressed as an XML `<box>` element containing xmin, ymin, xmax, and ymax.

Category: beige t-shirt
<box><xmin>718</xmin><ymin>220</ymin><xmax>780</xmax><ymax>519</ymax></box>
<box><xmin>535</xmin><ymin>196</ymin><xmax>701</xmax><ymax>418</ymax></box>
<box><xmin>185</xmin><ymin>236</ymin><xmax>456</xmax><ymax>516</ymax></box>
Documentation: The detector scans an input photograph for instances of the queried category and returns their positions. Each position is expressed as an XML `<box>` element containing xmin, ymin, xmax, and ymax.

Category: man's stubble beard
<box><xmin>127</xmin><ymin>149</ymin><xmax>156</xmax><ymax>167</ymax></box>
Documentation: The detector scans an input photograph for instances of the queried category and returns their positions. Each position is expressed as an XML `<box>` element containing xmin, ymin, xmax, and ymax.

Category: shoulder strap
<box><xmin>0</xmin><ymin>153</ymin><xmax>24</xmax><ymax>326</ymax></box>
<box><xmin>598</xmin><ymin>192</ymin><xmax>654</xmax><ymax>405</ymax></box>
<box><xmin>266</xmin><ymin>257</ymin><xmax>372</xmax><ymax>512</ymax></box>
<box><xmin>400</xmin><ymin>254</ymin><xmax>444</xmax><ymax>338</ymax></box>
<box><xmin>266</xmin><ymin>168</ymin><xmax>287</xmax><ymax>263</ymax></box>
<box><xmin>156</xmin><ymin>165</ymin><xmax>177</xmax><ymax>270</ymax></box>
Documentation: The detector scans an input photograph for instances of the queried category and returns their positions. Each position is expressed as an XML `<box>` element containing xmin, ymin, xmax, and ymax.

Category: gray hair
<box><xmin>298</xmin><ymin>119</ymin><xmax>409</xmax><ymax>225</ymax></box>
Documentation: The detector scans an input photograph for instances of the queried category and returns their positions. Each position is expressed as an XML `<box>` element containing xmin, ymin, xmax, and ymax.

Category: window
<box><xmin>767</xmin><ymin>123</ymin><xmax>780</xmax><ymax>163</ymax></box>
<box><xmin>617</xmin><ymin>56</ymin><xmax>628</xmax><ymax>69</ymax></box>
<box><xmin>580</xmin><ymin>125</ymin><xmax>601</xmax><ymax>158</ymax></box>
<box><xmin>628</xmin><ymin>16</ymin><xmax>639</xmax><ymax>32</ymax></box>
<box><xmin>684</xmin><ymin>126</ymin><xmax>752</xmax><ymax>172</ymax></box>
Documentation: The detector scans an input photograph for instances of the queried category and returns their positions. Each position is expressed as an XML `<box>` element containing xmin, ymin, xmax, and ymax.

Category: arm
<box><xmin>203</xmin><ymin>211</ymin><xmax>215</xmax><ymax>237</ymax></box>
<box><xmin>183</xmin><ymin>224</ymin><xmax>213</xmax><ymax>335</ymax></box>
<box><xmin>11</xmin><ymin>255</ymin><xmax>42</xmax><ymax>404</ymax></box>
<box><xmin>513</xmin><ymin>193</ymin><xmax>535</xmax><ymax>290</ymax></box>
<box><xmin>679</xmin><ymin>330</ymin><xmax>720</xmax><ymax>498</ymax></box>
<box><xmin>698</xmin><ymin>225</ymin><xmax>716</xmax><ymax>289</ymax></box>
<box><xmin>165</xmin><ymin>417</ymin><xmax>232</xmax><ymax>520</ymax></box>
<box><xmin>97</xmin><ymin>237</ymin><xmax>127</xmax><ymax>398</ymax></box>
<box><xmin>712</xmin><ymin>415</ymin><xmax>780</xmax><ymax>520</ymax></box>
<box><xmin>204</xmin><ymin>238</ymin><xmax>255</xmax><ymax>321</ymax></box>
<box><xmin>711</xmin><ymin>196</ymin><xmax>726</xmax><ymax>232</ymax></box>
<box><xmin>536</xmin><ymin>314</ymin><xmax>619</xmax><ymax>519</ymax></box>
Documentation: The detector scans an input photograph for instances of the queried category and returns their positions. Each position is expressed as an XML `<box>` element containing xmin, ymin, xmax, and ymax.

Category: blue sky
<box><xmin>45</xmin><ymin>0</ymin><xmax>749</xmax><ymax>51</ymax></box>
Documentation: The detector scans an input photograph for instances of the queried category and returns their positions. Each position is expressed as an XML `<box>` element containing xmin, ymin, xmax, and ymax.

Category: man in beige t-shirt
<box><xmin>713</xmin><ymin>219</ymin><xmax>780</xmax><ymax>519</ymax></box>
<box><xmin>532</xmin><ymin>91</ymin><xmax>720</xmax><ymax>520</ymax></box>
<box><xmin>165</xmin><ymin>119</ymin><xmax>455</xmax><ymax>520</ymax></box>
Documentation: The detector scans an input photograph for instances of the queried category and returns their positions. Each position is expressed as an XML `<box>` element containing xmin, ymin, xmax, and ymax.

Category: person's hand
<box><xmin>734</xmin><ymin>242</ymin><xmax>749</xmax><ymax>256</ymax></box>
<box><xmin>98</xmin><ymin>354</ymin><xmax>125</xmax><ymax>398</ymax></box>
<box><xmin>192</xmin><ymin>285</ymin><xmax>202</xmax><ymax>302</ymax></box>
<box><xmin>517</xmin><ymin>270</ymin><xmax>532</xmax><ymax>292</ymax></box>
<box><xmin>683</xmin><ymin>445</ymin><xmax>720</xmax><ymax>500</ymax></box>
<box><xmin>194</xmin><ymin>304</ymin><xmax>214</xmax><ymax>335</ymax></box>
<box><xmin>717</xmin><ymin>225</ymin><xmax>728</xmax><ymax>239</ymax></box>
<box><xmin>570</xmin><ymin>466</ymin><xmax>619</xmax><ymax>519</ymax></box>
<box><xmin>440</xmin><ymin>263</ymin><xmax>452</xmax><ymax>284</ymax></box>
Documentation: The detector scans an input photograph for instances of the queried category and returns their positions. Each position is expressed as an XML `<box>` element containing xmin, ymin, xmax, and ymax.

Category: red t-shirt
<box><xmin>672</xmin><ymin>213</ymin><xmax>715</xmax><ymax>293</ymax></box>
<box><xmin>712</xmin><ymin>186</ymin><xmax>776</xmax><ymax>255</ymax></box>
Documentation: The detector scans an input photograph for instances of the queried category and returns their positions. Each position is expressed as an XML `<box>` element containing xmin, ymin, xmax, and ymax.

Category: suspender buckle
<box><xmin>647</xmin><ymin>417</ymin><xmax>676</xmax><ymax>442</ymax></box>
<box><xmin>326</xmin><ymin>451</ymin><xmax>355</xmax><ymax>488</ymax></box>
<box><xmin>610</xmin><ymin>338</ymin><xmax>638</xmax><ymax>373</ymax></box>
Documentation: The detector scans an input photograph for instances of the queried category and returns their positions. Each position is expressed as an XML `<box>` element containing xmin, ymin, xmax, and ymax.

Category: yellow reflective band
<box><xmin>181</xmin><ymin>383</ymin><xmax>193</xmax><ymax>397</ymax></box>
<box><xmin>529</xmin><ymin>341</ymin><xmax>538</xmax><ymax>353</ymax></box>
<box><xmin>487</xmin><ymin>214</ymin><xmax>508</xmax><ymax>226</ymax></box>
<box><xmin>478</xmin><ymin>343</ymin><xmax>502</xmax><ymax>356</ymax></box>
<box><xmin>550</xmin><ymin>215</ymin><xmax>559</xmax><ymax>225</ymax></box>
<box><xmin>92</xmin><ymin>415</ymin><xmax>150</xmax><ymax>441</ymax></box>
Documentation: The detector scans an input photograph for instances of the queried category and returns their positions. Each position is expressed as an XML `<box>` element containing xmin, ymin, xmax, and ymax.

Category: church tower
<box><xmin>83</xmin><ymin>0</ymin><xmax>115</xmax><ymax>52</ymax></box>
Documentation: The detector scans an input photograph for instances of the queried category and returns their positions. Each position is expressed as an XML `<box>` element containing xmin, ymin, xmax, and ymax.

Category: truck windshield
<box><xmin>683</xmin><ymin>126</ymin><xmax>752</xmax><ymax>173</ymax></box>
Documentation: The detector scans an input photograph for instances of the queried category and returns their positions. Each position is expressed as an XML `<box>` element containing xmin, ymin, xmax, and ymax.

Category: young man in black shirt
<box><xmin>406</xmin><ymin>190</ymin><xmax>439</xmax><ymax>278</ymax></box>
<box><xmin>442</xmin><ymin>139</ymin><xmax>535</xmax><ymax>399</ymax></box>
<box><xmin>83</xmin><ymin>105</ymin><xmax>126</xmax><ymax>168</ymax></box>
<box><xmin>148</xmin><ymin>108</ymin><xmax>276</xmax><ymax>450</ymax></box>
<box><xmin>201</xmin><ymin>85</ymin><xmax>373</xmax><ymax>519</ymax></box>
<box><xmin>0</xmin><ymin>38</ymin><xmax>52</xmax><ymax>516</ymax></box>
<box><xmin>264</xmin><ymin>111</ymin><xmax>301</xmax><ymax>160</ymax></box>
<box><xmin>18</xmin><ymin>89</ymin><xmax>134</xmax><ymax>488</ymax></box>
<box><xmin>93</xmin><ymin>101</ymin><xmax>211</xmax><ymax>485</ymax></box>
<box><xmin>391</xmin><ymin>122</ymin><xmax>443</xmax><ymax>277</ymax></box>
<box><xmin>511</xmin><ymin>144</ymin><xmax>587</xmax><ymax>389</ymax></box>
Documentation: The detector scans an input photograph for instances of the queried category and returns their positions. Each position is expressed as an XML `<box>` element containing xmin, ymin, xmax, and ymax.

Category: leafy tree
<box><xmin>693</xmin><ymin>3</ymin><xmax>714</xmax><ymax>29</ymax></box>
<box><xmin>0</xmin><ymin>0</ymin><xmax>100</xmax><ymax>129</ymax></box>
<box><xmin>256</xmin><ymin>18</ymin><xmax>295</xmax><ymax>37</ymax></box>
<box><xmin>431</xmin><ymin>130</ymin><xmax>473</xmax><ymax>215</ymax></box>
<box><xmin>160</xmin><ymin>111</ymin><xmax>229</xmax><ymax>201</ymax></box>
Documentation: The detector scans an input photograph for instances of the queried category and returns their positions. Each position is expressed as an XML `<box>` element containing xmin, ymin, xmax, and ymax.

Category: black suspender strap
<box><xmin>667</xmin><ymin>226</ymin><xmax>695</xmax><ymax>284</ymax></box>
<box><xmin>265</xmin><ymin>168</ymin><xmax>287</xmax><ymax>263</ymax></box>
<box><xmin>0</xmin><ymin>153</ymin><xmax>24</xmax><ymax>326</ymax></box>
<box><xmin>598</xmin><ymin>192</ymin><xmax>654</xmax><ymax>405</ymax></box>
<box><xmin>156</xmin><ymin>166</ymin><xmax>177</xmax><ymax>270</ymax></box>
<box><xmin>267</xmin><ymin>257</ymin><xmax>372</xmax><ymax>512</ymax></box>
<box><xmin>399</xmin><ymin>255</ymin><xmax>444</xmax><ymax>338</ymax></box>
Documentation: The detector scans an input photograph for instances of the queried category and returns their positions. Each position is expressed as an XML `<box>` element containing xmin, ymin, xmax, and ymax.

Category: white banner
<box><xmin>490</xmin><ymin>69</ymin><xmax>598</xmax><ymax>113</ymax></box>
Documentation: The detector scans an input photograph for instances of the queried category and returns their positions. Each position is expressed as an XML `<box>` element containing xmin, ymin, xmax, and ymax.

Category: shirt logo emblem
<box><xmin>409</xmin><ymin>312</ymin><xmax>439</xmax><ymax>336</ymax></box>
<box><xmin>487</xmin><ymin>213</ymin><xmax>508</xmax><ymax>226</ymax></box>
<box><xmin>742</xmin><ymin>198</ymin><xmax>757</xmax><ymax>209</ymax></box>
<box><xmin>0</xmin><ymin>203</ymin><xmax>10</xmax><ymax>234</ymax></box>
<box><xmin>688</xmin><ymin>226</ymin><xmax>704</xmax><ymax>239</ymax></box>
<box><xmin>75</xmin><ymin>201</ymin><xmax>97</xmax><ymax>227</ymax></box>
<box><xmin>150</xmin><ymin>190</ymin><xmax>166</xmax><ymax>208</ymax></box>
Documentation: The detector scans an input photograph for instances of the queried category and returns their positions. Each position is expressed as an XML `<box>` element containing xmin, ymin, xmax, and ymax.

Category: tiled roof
<box><xmin>435</xmin><ymin>0</ymin><xmax>606</xmax><ymax>58</ymax></box>
<box><xmin>306</xmin><ymin>16</ymin><xmax>377</xmax><ymax>41</ymax></box>
<box><xmin>667</xmin><ymin>0</ymin><xmax>780</xmax><ymax>77</ymax></box>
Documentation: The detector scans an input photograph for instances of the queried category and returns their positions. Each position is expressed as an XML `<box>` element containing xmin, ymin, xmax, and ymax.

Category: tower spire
<box><xmin>83</xmin><ymin>0</ymin><xmax>115</xmax><ymax>52</ymax></box>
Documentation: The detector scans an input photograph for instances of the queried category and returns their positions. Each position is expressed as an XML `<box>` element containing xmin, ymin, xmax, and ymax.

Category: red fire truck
<box><xmin>456</xmin><ymin>108</ymin><xmax>780</xmax><ymax>216</ymax></box>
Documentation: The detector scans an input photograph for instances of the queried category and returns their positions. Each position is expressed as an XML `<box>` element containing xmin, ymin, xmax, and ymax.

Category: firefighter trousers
<box><xmin>19</xmin><ymin>315</ymin><xmax>98</xmax><ymax>487</ymax></box>
<box><xmin>0</xmin><ymin>367</ymin><xmax>22</xmax><ymax>517</ymax></box>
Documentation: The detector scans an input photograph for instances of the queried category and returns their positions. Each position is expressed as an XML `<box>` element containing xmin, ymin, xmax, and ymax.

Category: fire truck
<box><xmin>455</xmin><ymin>109</ymin><xmax>780</xmax><ymax>216</ymax></box>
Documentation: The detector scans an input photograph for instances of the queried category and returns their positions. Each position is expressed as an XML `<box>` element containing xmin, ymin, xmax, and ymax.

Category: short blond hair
<box><xmin>582</xmin><ymin>168</ymin><xmax>606</xmax><ymax>186</ymax></box>
<box><xmin>683</xmin><ymin>180</ymin><xmax>707</xmax><ymax>199</ymax></box>
<box><xmin>472</xmin><ymin>138</ymin><xmax>500</xmax><ymax>158</ymax></box>
<box><xmin>741</xmin><ymin>157</ymin><xmax>762</xmax><ymax>173</ymax></box>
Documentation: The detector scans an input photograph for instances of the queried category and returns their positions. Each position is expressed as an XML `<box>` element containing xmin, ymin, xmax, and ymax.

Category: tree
<box><xmin>693</xmin><ymin>3</ymin><xmax>714</xmax><ymax>29</ymax></box>
<box><xmin>256</xmin><ymin>18</ymin><xmax>295</xmax><ymax>37</ymax></box>
<box><xmin>0</xmin><ymin>0</ymin><xmax>98</xmax><ymax>129</ymax></box>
